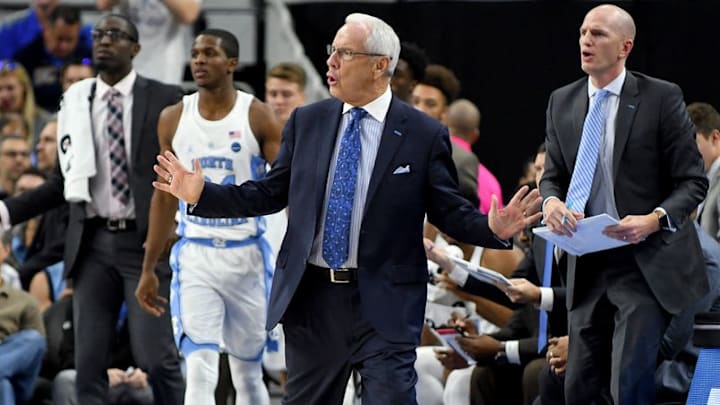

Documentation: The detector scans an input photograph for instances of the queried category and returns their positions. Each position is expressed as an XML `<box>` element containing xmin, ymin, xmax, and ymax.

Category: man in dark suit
<box><xmin>540</xmin><ymin>4</ymin><xmax>708</xmax><ymax>404</ymax></box>
<box><xmin>0</xmin><ymin>14</ymin><xmax>185</xmax><ymax>405</ymax></box>
<box><xmin>153</xmin><ymin>12</ymin><xmax>541</xmax><ymax>405</ymax></box>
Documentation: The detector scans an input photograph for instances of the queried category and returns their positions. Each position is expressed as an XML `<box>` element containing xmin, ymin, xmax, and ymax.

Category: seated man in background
<box><xmin>0</xmin><ymin>271</ymin><xmax>47</xmax><ymax>405</ymax></box>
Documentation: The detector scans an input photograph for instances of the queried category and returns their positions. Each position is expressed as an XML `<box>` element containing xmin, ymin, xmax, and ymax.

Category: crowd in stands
<box><xmin>0</xmin><ymin>1</ymin><xmax>718</xmax><ymax>405</ymax></box>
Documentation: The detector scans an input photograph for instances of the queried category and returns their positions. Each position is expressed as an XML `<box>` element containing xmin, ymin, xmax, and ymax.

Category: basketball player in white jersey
<box><xmin>135</xmin><ymin>29</ymin><xmax>282</xmax><ymax>405</ymax></box>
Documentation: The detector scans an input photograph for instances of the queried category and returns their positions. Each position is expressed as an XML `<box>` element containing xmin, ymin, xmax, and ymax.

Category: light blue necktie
<box><xmin>322</xmin><ymin>107</ymin><xmax>367</xmax><ymax>269</ymax></box>
<box><xmin>565</xmin><ymin>89</ymin><xmax>610</xmax><ymax>213</ymax></box>
<box><xmin>537</xmin><ymin>241</ymin><xmax>554</xmax><ymax>353</ymax></box>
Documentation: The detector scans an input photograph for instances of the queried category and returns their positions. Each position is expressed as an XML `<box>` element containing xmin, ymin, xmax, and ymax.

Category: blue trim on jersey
<box><xmin>169</xmin><ymin>238</ymin><xmax>188</xmax><ymax>351</ymax></box>
<box><xmin>180</xmin><ymin>339</ymin><xmax>219</xmax><ymax>357</ymax></box>
<box><xmin>184</xmin><ymin>235</ymin><xmax>259</xmax><ymax>249</ymax></box>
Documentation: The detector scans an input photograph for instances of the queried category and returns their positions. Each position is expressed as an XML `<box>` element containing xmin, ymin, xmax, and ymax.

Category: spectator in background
<box><xmin>0</xmin><ymin>112</ymin><xmax>29</xmax><ymax>139</ymax></box>
<box><xmin>0</xmin><ymin>0</ymin><xmax>93</xmax><ymax>61</ymax></box>
<box><xmin>13</xmin><ymin>5</ymin><xmax>93</xmax><ymax>112</ymax></box>
<box><xmin>97</xmin><ymin>0</ymin><xmax>201</xmax><ymax>85</ymax></box>
<box><xmin>391</xmin><ymin>42</ymin><xmax>428</xmax><ymax>104</ymax></box>
<box><xmin>35</xmin><ymin>118</ymin><xmax>58</xmax><ymax>175</ymax></box>
<box><xmin>447</xmin><ymin>99</ymin><xmax>503</xmax><ymax>215</ymax></box>
<box><xmin>265</xmin><ymin>62</ymin><xmax>307</xmax><ymax>126</ymax></box>
<box><xmin>0</xmin><ymin>232</ymin><xmax>21</xmax><ymax>290</ymax></box>
<box><xmin>413</xmin><ymin>64</ymin><xmax>479</xmax><ymax>208</ymax></box>
<box><xmin>0</xmin><ymin>61</ymin><xmax>50</xmax><ymax>144</ymax></box>
<box><xmin>0</xmin><ymin>135</ymin><xmax>32</xmax><ymax>198</ymax></box>
<box><xmin>0</xmin><ymin>271</ymin><xmax>47</xmax><ymax>405</ymax></box>
<box><xmin>688</xmin><ymin>102</ymin><xmax>720</xmax><ymax>241</ymax></box>
<box><xmin>60</xmin><ymin>57</ymin><xmax>94</xmax><ymax>92</ymax></box>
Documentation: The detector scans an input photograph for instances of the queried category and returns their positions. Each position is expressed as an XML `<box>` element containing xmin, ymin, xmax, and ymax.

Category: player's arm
<box><xmin>249</xmin><ymin>98</ymin><xmax>283</xmax><ymax>164</ymax></box>
<box><xmin>135</xmin><ymin>102</ymin><xmax>183</xmax><ymax>316</ymax></box>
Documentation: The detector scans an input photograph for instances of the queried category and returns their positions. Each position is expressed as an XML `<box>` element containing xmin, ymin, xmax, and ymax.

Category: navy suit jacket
<box><xmin>192</xmin><ymin>96</ymin><xmax>509</xmax><ymax>344</ymax></box>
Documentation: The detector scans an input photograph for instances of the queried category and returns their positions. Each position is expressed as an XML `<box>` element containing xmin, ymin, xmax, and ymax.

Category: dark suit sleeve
<box><xmin>656</xmin><ymin>83</ymin><xmax>708</xmax><ymax>224</ymax></box>
<box><xmin>192</xmin><ymin>107</ymin><xmax>295</xmax><ymax>218</ymax></box>
<box><xmin>539</xmin><ymin>91</ymin><xmax>567</xmax><ymax>202</ymax></box>
<box><xmin>425</xmin><ymin>127</ymin><xmax>508</xmax><ymax>249</ymax></box>
<box><xmin>4</xmin><ymin>163</ymin><xmax>66</xmax><ymax>225</ymax></box>
<box><xmin>460</xmin><ymin>248</ymin><xmax>537</xmax><ymax>308</ymax></box>
<box><xmin>490</xmin><ymin>305</ymin><xmax>541</xmax><ymax>364</ymax></box>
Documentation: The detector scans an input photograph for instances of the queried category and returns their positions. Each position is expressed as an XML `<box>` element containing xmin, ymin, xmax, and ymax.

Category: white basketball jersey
<box><xmin>173</xmin><ymin>91</ymin><xmax>266</xmax><ymax>240</ymax></box>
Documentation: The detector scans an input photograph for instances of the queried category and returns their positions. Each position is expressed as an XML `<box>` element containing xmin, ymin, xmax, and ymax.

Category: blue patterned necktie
<box><xmin>537</xmin><ymin>241</ymin><xmax>554</xmax><ymax>353</ymax></box>
<box><xmin>322</xmin><ymin>107</ymin><xmax>368</xmax><ymax>269</ymax></box>
<box><xmin>104</xmin><ymin>89</ymin><xmax>130</xmax><ymax>205</ymax></box>
<box><xmin>565</xmin><ymin>89</ymin><xmax>610</xmax><ymax>213</ymax></box>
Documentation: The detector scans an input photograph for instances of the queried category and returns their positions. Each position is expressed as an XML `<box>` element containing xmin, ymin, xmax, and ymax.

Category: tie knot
<box><xmin>350</xmin><ymin>107</ymin><xmax>368</xmax><ymax>122</ymax></box>
<box><xmin>103</xmin><ymin>89</ymin><xmax>122</xmax><ymax>101</ymax></box>
<box><xmin>595</xmin><ymin>89</ymin><xmax>610</xmax><ymax>102</ymax></box>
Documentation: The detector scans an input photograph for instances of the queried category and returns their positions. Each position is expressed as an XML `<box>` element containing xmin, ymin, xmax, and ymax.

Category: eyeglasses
<box><xmin>1</xmin><ymin>150</ymin><xmax>31</xmax><ymax>159</ymax></box>
<box><xmin>91</xmin><ymin>29</ymin><xmax>137</xmax><ymax>43</ymax></box>
<box><xmin>326</xmin><ymin>45</ymin><xmax>389</xmax><ymax>61</ymax></box>
<box><xmin>0</xmin><ymin>60</ymin><xmax>18</xmax><ymax>72</ymax></box>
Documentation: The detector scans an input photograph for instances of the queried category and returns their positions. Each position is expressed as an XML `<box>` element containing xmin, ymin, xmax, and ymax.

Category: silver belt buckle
<box><xmin>212</xmin><ymin>238</ymin><xmax>226</xmax><ymax>248</ymax></box>
<box><xmin>107</xmin><ymin>218</ymin><xmax>126</xmax><ymax>231</ymax></box>
<box><xmin>329</xmin><ymin>268</ymin><xmax>350</xmax><ymax>284</ymax></box>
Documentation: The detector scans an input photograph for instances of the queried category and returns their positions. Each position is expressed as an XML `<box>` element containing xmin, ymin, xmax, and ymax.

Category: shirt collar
<box><xmin>96</xmin><ymin>70</ymin><xmax>137</xmax><ymax>100</ymax></box>
<box><xmin>587</xmin><ymin>68</ymin><xmax>626</xmax><ymax>98</ymax></box>
<box><xmin>342</xmin><ymin>86</ymin><xmax>392</xmax><ymax>123</ymax></box>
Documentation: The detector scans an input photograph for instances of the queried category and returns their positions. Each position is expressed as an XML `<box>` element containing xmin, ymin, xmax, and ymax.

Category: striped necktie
<box><xmin>565</xmin><ymin>89</ymin><xmax>610</xmax><ymax>213</ymax></box>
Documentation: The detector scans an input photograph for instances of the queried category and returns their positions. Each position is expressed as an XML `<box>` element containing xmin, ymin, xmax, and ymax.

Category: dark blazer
<box><xmin>193</xmin><ymin>96</ymin><xmax>509</xmax><ymax>344</ymax></box>
<box><xmin>3</xmin><ymin>76</ymin><xmax>183</xmax><ymax>278</ymax></box>
<box><xmin>490</xmin><ymin>304</ymin><xmax>541</xmax><ymax>365</ymax></box>
<box><xmin>540</xmin><ymin>71</ymin><xmax>709</xmax><ymax>314</ymax></box>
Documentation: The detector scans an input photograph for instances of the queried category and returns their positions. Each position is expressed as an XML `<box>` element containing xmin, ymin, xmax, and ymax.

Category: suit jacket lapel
<box><xmin>364</xmin><ymin>97</ymin><xmax>408</xmax><ymax>211</ymax></box>
<box><xmin>568</xmin><ymin>83</ymin><xmax>589</xmax><ymax>170</ymax></box>
<box><xmin>313</xmin><ymin>100</ymin><xmax>343</xmax><ymax>218</ymax></box>
<box><xmin>131</xmin><ymin>76</ymin><xmax>149</xmax><ymax>162</ymax></box>
<box><xmin>612</xmin><ymin>71</ymin><xmax>640</xmax><ymax>179</ymax></box>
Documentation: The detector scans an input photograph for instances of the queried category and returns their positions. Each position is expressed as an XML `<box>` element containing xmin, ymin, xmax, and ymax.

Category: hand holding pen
<box><xmin>545</xmin><ymin>199</ymin><xmax>584</xmax><ymax>236</ymax></box>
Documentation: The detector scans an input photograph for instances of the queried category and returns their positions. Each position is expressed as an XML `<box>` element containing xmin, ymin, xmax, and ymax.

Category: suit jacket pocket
<box><xmin>389</xmin><ymin>264</ymin><xmax>428</xmax><ymax>285</ymax></box>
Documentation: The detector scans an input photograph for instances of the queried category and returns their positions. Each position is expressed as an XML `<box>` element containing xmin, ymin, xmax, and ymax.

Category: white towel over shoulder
<box><xmin>57</xmin><ymin>78</ymin><xmax>97</xmax><ymax>203</ymax></box>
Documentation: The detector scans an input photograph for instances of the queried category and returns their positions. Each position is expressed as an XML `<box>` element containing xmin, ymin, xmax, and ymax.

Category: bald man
<box><xmin>540</xmin><ymin>4</ymin><xmax>707</xmax><ymax>404</ymax></box>
<box><xmin>447</xmin><ymin>99</ymin><xmax>503</xmax><ymax>214</ymax></box>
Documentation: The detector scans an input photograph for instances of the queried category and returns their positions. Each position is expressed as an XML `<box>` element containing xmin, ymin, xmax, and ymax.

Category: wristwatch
<box><xmin>654</xmin><ymin>209</ymin><xmax>671</xmax><ymax>231</ymax></box>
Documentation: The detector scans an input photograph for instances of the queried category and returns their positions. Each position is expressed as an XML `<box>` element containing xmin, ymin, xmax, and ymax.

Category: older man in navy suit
<box><xmin>153</xmin><ymin>13</ymin><xmax>541</xmax><ymax>405</ymax></box>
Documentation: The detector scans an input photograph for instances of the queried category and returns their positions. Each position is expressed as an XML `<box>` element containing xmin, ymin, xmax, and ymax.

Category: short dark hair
<box><xmin>537</xmin><ymin>143</ymin><xmax>546</xmax><ymax>154</ymax></box>
<box><xmin>267</xmin><ymin>63</ymin><xmax>307</xmax><ymax>90</ymax></box>
<box><xmin>19</xmin><ymin>167</ymin><xmax>47</xmax><ymax>181</ymax></box>
<box><xmin>399</xmin><ymin>42</ymin><xmax>428</xmax><ymax>82</ymax></box>
<box><xmin>419</xmin><ymin>64</ymin><xmax>461</xmax><ymax>104</ymax></box>
<box><xmin>61</xmin><ymin>57</ymin><xmax>94</xmax><ymax>79</ymax></box>
<box><xmin>99</xmin><ymin>14</ymin><xmax>140</xmax><ymax>43</ymax></box>
<box><xmin>0</xmin><ymin>134</ymin><xmax>27</xmax><ymax>150</ymax></box>
<box><xmin>688</xmin><ymin>102</ymin><xmax>720</xmax><ymax>139</ymax></box>
<box><xmin>50</xmin><ymin>5</ymin><xmax>81</xmax><ymax>26</ymax></box>
<box><xmin>198</xmin><ymin>29</ymin><xmax>239</xmax><ymax>59</ymax></box>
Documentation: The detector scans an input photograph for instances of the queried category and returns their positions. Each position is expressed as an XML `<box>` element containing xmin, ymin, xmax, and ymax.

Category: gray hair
<box><xmin>345</xmin><ymin>13</ymin><xmax>400</xmax><ymax>76</ymax></box>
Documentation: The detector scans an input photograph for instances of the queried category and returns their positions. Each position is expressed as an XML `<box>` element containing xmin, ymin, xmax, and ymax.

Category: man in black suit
<box><xmin>153</xmin><ymin>12</ymin><xmax>542</xmax><ymax>404</ymax></box>
<box><xmin>0</xmin><ymin>14</ymin><xmax>184</xmax><ymax>405</ymax></box>
<box><xmin>540</xmin><ymin>4</ymin><xmax>708</xmax><ymax>404</ymax></box>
